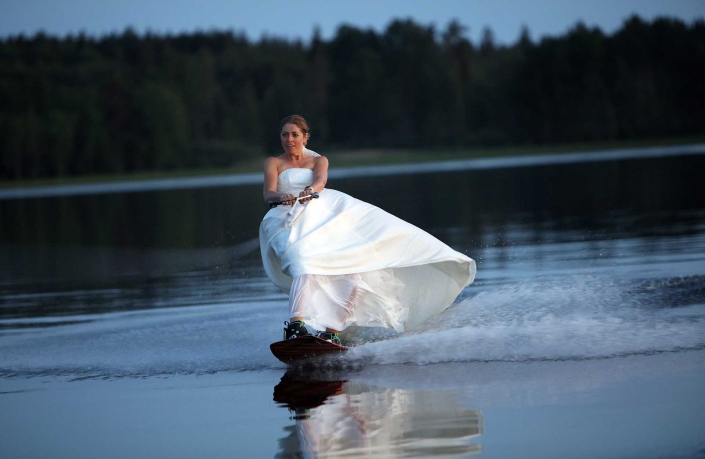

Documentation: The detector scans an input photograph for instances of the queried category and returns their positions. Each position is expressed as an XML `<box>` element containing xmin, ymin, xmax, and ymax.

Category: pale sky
<box><xmin>2</xmin><ymin>0</ymin><xmax>703</xmax><ymax>45</ymax></box>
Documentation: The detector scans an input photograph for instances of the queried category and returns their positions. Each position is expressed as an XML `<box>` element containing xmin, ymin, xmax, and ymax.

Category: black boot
<box><xmin>316</xmin><ymin>331</ymin><xmax>341</xmax><ymax>345</ymax></box>
<box><xmin>283</xmin><ymin>320</ymin><xmax>311</xmax><ymax>340</ymax></box>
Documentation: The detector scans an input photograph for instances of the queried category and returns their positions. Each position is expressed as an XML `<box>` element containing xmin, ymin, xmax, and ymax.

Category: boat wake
<box><xmin>343</xmin><ymin>275</ymin><xmax>705</xmax><ymax>366</ymax></box>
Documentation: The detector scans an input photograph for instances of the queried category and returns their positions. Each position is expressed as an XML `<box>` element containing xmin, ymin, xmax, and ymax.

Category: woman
<box><xmin>260</xmin><ymin>115</ymin><xmax>476</xmax><ymax>344</ymax></box>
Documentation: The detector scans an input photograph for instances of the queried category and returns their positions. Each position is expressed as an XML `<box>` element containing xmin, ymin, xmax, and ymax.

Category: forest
<box><xmin>0</xmin><ymin>15</ymin><xmax>703</xmax><ymax>180</ymax></box>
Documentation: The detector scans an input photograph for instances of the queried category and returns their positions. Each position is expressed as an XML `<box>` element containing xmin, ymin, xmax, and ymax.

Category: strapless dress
<box><xmin>260</xmin><ymin>167</ymin><xmax>476</xmax><ymax>333</ymax></box>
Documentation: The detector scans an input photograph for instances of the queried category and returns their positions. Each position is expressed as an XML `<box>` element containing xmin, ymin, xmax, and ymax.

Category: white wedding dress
<box><xmin>260</xmin><ymin>151</ymin><xmax>476</xmax><ymax>333</ymax></box>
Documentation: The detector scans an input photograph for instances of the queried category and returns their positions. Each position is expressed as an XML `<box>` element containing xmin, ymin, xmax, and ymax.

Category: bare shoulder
<box><xmin>264</xmin><ymin>156</ymin><xmax>281</xmax><ymax>171</ymax></box>
<box><xmin>314</xmin><ymin>155</ymin><xmax>329</xmax><ymax>169</ymax></box>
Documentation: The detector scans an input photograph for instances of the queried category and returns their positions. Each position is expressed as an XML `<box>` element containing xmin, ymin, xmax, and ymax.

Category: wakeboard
<box><xmin>270</xmin><ymin>335</ymin><xmax>349</xmax><ymax>364</ymax></box>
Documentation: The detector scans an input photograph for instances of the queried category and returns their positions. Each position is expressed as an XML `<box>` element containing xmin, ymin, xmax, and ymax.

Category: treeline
<box><xmin>1</xmin><ymin>16</ymin><xmax>704</xmax><ymax>180</ymax></box>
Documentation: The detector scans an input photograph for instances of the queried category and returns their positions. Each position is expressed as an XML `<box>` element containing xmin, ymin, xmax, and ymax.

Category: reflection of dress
<box><xmin>274</xmin><ymin>377</ymin><xmax>485</xmax><ymax>458</ymax></box>
<box><xmin>260</xmin><ymin>161</ymin><xmax>476</xmax><ymax>332</ymax></box>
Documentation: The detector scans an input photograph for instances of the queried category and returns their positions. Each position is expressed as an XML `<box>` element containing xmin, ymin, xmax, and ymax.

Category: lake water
<box><xmin>1</xmin><ymin>147</ymin><xmax>705</xmax><ymax>458</ymax></box>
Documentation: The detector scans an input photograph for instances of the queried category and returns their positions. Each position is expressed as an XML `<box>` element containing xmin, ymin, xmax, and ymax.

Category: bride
<box><xmin>260</xmin><ymin>115</ymin><xmax>476</xmax><ymax>344</ymax></box>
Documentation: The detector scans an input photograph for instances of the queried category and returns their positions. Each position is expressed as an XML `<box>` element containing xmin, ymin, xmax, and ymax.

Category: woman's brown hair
<box><xmin>280</xmin><ymin>115</ymin><xmax>310</xmax><ymax>137</ymax></box>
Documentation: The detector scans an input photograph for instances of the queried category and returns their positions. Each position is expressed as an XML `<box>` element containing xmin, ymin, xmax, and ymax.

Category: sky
<box><xmin>2</xmin><ymin>0</ymin><xmax>703</xmax><ymax>45</ymax></box>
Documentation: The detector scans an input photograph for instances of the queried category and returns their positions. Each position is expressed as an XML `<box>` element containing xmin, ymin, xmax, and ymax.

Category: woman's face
<box><xmin>281</xmin><ymin>123</ymin><xmax>308</xmax><ymax>155</ymax></box>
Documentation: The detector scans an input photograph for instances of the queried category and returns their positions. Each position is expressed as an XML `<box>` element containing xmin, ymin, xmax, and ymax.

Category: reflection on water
<box><xmin>273</xmin><ymin>371</ymin><xmax>484</xmax><ymax>458</ymax></box>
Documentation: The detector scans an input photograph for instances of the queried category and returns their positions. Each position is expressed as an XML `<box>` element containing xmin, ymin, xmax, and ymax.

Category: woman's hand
<box><xmin>282</xmin><ymin>193</ymin><xmax>296</xmax><ymax>207</ymax></box>
<box><xmin>298</xmin><ymin>188</ymin><xmax>313</xmax><ymax>204</ymax></box>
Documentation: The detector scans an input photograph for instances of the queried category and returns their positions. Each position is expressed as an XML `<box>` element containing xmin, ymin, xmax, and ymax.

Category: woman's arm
<box><xmin>297</xmin><ymin>156</ymin><xmax>329</xmax><ymax>204</ymax></box>
<box><xmin>263</xmin><ymin>157</ymin><xmax>295</xmax><ymax>205</ymax></box>
<box><xmin>308</xmin><ymin>156</ymin><xmax>329</xmax><ymax>192</ymax></box>
<box><xmin>296</xmin><ymin>156</ymin><xmax>329</xmax><ymax>204</ymax></box>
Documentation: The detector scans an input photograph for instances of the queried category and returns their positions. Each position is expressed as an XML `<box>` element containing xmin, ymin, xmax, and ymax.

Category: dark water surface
<box><xmin>1</xmin><ymin>150</ymin><xmax>705</xmax><ymax>458</ymax></box>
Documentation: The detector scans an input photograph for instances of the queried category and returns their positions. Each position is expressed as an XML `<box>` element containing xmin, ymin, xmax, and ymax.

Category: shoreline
<box><xmin>1</xmin><ymin>136</ymin><xmax>704</xmax><ymax>190</ymax></box>
<box><xmin>1</xmin><ymin>142</ymin><xmax>704</xmax><ymax>200</ymax></box>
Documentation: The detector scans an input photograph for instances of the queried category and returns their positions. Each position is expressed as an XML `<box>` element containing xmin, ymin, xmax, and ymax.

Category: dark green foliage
<box><xmin>0</xmin><ymin>15</ymin><xmax>703</xmax><ymax>180</ymax></box>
